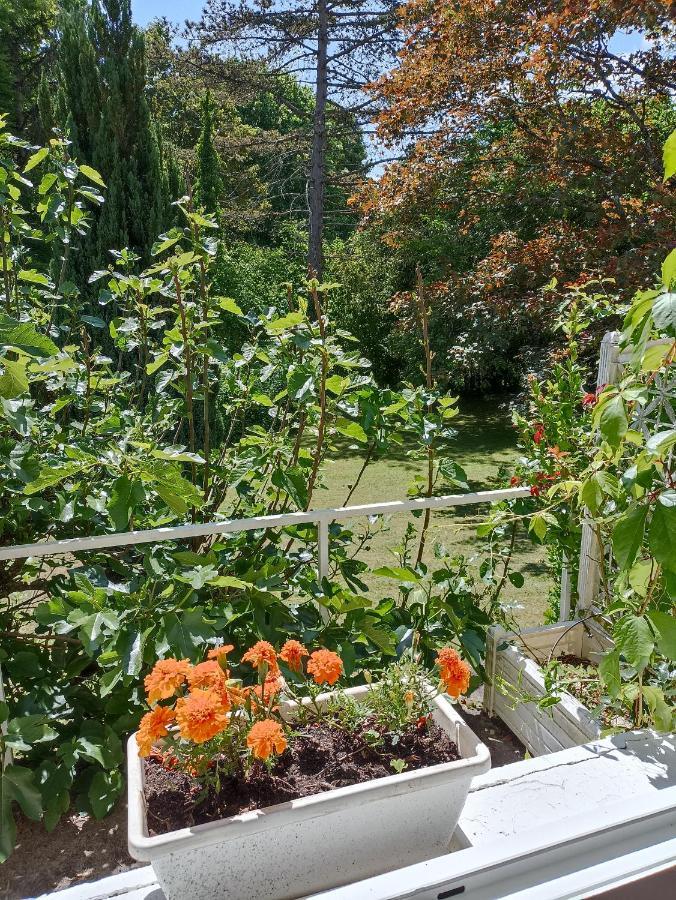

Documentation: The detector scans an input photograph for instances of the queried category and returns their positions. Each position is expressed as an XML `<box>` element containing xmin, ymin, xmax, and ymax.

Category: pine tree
<box><xmin>194</xmin><ymin>91</ymin><xmax>223</xmax><ymax>215</ymax></box>
<box><xmin>199</xmin><ymin>0</ymin><xmax>400</xmax><ymax>277</ymax></box>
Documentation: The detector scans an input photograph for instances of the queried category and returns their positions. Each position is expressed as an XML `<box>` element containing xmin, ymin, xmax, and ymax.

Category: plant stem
<box><xmin>343</xmin><ymin>440</ymin><xmax>375</xmax><ymax>506</ymax></box>
<box><xmin>415</xmin><ymin>265</ymin><xmax>434</xmax><ymax>567</ymax></box>
<box><xmin>172</xmin><ymin>274</ymin><xmax>197</xmax><ymax>490</ymax></box>
<box><xmin>198</xmin><ymin>257</ymin><xmax>210</xmax><ymax>501</ymax></box>
<box><xmin>1</xmin><ymin>206</ymin><xmax>12</xmax><ymax>312</ymax></box>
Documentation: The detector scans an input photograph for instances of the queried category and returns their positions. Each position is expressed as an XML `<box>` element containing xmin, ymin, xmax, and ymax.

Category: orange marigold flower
<box><xmin>188</xmin><ymin>661</ymin><xmax>232</xmax><ymax>708</ymax></box>
<box><xmin>279</xmin><ymin>639</ymin><xmax>309</xmax><ymax>672</ymax></box>
<box><xmin>306</xmin><ymin>649</ymin><xmax>343</xmax><ymax>686</ymax></box>
<box><xmin>137</xmin><ymin>706</ymin><xmax>175</xmax><ymax>757</ymax></box>
<box><xmin>225</xmin><ymin>682</ymin><xmax>247</xmax><ymax>708</ymax></box>
<box><xmin>246</xmin><ymin>719</ymin><xmax>287</xmax><ymax>761</ymax></box>
<box><xmin>175</xmin><ymin>689</ymin><xmax>228</xmax><ymax>744</ymax></box>
<box><xmin>207</xmin><ymin>643</ymin><xmax>235</xmax><ymax>665</ymax></box>
<box><xmin>435</xmin><ymin>647</ymin><xmax>471</xmax><ymax>699</ymax></box>
<box><xmin>144</xmin><ymin>658</ymin><xmax>191</xmax><ymax>704</ymax></box>
<box><xmin>254</xmin><ymin>674</ymin><xmax>282</xmax><ymax>704</ymax></box>
<box><xmin>242</xmin><ymin>640</ymin><xmax>279</xmax><ymax>675</ymax></box>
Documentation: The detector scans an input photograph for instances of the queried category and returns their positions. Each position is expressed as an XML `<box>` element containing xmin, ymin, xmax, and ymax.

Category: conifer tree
<box><xmin>47</xmin><ymin>0</ymin><xmax>166</xmax><ymax>276</ymax></box>
<box><xmin>194</xmin><ymin>91</ymin><xmax>223</xmax><ymax>214</ymax></box>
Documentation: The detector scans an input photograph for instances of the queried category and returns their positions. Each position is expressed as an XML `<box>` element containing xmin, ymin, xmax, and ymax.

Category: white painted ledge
<box><xmin>455</xmin><ymin>729</ymin><xmax>674</xmax><ymax>847</ymax></box>
<box><xmin>39</xmin><ymin>731</ymin><xmax>676</xmax><ymax>900</ymax></box>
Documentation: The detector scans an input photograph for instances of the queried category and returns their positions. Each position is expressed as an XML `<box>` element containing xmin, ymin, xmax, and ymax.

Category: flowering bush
<box><xmin>508</xmin><ymin>279</ymin><xmax>619</xmax><ymax>620</ymax></box>
<box><xmin>136</xmin><ymin>640</ymin><xmax>471</xmax><ymax>780</ymax></box>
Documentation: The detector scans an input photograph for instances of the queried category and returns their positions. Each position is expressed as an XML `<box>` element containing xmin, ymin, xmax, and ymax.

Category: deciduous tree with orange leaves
<box><xmin>355</xmin><ymin>0</ymin><xmax>675</xmax><ymax>385</ymax></box>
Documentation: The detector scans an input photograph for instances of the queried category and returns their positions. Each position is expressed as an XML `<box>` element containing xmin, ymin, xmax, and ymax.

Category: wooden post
<box><xmin>0</xmin><ymin>663</ymin><xmax>10</xmax><ymax>766</ymax></box>
<box><xmin>596</xmin><ymin>330</ymin><xmax>621</xmax><ymax>390</ymax></box>
<box><xmin>559</xmin><ymin>553</ymin><xmax>571</xmax><ymax>622</ymax></box>
<box><xmin>577</xmin><ymin>331</ymin><xmax>621</xmax><ymax>614</ymax></box>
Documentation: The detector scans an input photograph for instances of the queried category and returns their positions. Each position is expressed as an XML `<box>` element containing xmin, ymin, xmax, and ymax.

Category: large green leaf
<box><xmin>4</xmin><ymin>715</ymin><xmax>58</xmax><ymax>752</ymax></box>
<box><xmin>335</xmin><ymin>419</ymin><xmax>368</xmax><ymax>444</ymax></box>
<box><xmin>78</xmin><ymin>164</ymin><xmax>105</xmax><ymax>188</ymax></box>
<box><xmin>614</xmin><ymin>615</ymin><xmax>654</xmax><ymax>672</ymax></box>
<box><xmin>23</xmin><ymin>147</ymin><xmax>48</xmax><ymax>173</ymax></box>
<box><xmin>359</xmin><ymin>620</ymin><xmax>397</xmax><ymax>655</ymax></box>
<box><xmin>36</xmin><ymin>761</ymin><xmax>72</xmax><ymax>832</ymax></box>
<box><xmin>0</xmin><ymin>358</ymin><xmax>28</xmax><ymax>399</ymax></box>
<box><xmin>24</xmin><ymin>462</ymin><xmax>83</xmax><ymax>494</ymax></box>
<box><xmin>164</xmin><ymin>610</ymin><xmax>215</xmax><ymax>659</ymax></box>
<box><xmin>0</xmin><ymin>315</ymin><xmax>59</xmax><ymax>358</ymax></box>
<box><xmin>88</xmin><ymin>770</ymin><xmax>123</xmax><ymax>819</ymax></box>
<box><xmin>641</xmin><ymin>686</ymin><xmax>673</xmax><ymax>732</ymax></box>
<box><xmin>271</xmin><ymin>467</ymin><xmax>308</xmax><ymax>510</ymax></box>
<box><xmin>118</xmin><ymin>627</ymin><xmax>148</xmax><ymax>677</ymax></box>
<box><xmin>662</xmin><ymin>249</ymin><xmax>676</xmax><ymax>290</ymax></box>
<box><xmin>372</xmin><ymin>566</ymin><xmax>420</xmax><ymax>583</ymax></box>
<box><xmin>649</xmin><ymin>492</ymin><xmax>676</xmax><ymax>573</ymax></box>
<box><xmin>0</xmin><ymin>765</ymin><xmax>43</xmax><ymax>862</ymax></box>
<box><xmin>267</xmin><ymin>311</ymin><xmax>304</xmax><ymax>332</ymax></box>
<box><xmin>140</xmin><ymin>461</ymin><xmax>204</xmax><ymax>513</ymax></box>
<box><xmin>647</xmin><ymin>611</ymin><xmax>676</xmax><ymax>661</ymax></box>
<box><xmin>611</xmin><ymin>504</ymin><xmax>647</xmax><ymax>571</ymax></box>
<box><xmin>580</xmin><ymin>475</ymin><xmax>603</xmax><ymax>514</ymax></box>
<box><xmin>76</xmin><ymin>722</ymin><xmax>123</xmax><ymax>770</ymax></box>
<box><xmin>438</xmin><ymin>458</ymin><xmax>469</xmax><ymax>491</ymax></box>
<box><xmin>17</xmin><ymin>268</ymin><xmax>50</xmax><ymax>286</ymax></box>
<box><xmin>108</xmin><ymin>475</ymin><xmax>144</xmax><ymax>532</ymax></box>
<box><xmin>652</xmin><ymin>292</ymin><xmax>676</xmax><ymax>335</ymax></box>
<box><xmin>598</xmin><ymin>649</ymin><xmax>621</xmax><ymax>700</ymax></box>
<box><xmin>598</xmin><ymin>394</ymin><xmax>628</xmax><ymax>447</ymax></box>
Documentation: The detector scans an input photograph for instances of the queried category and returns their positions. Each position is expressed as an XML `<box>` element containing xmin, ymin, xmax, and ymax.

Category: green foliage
<box><xmin>194</xmin><ymin>91</ymin><xmax>223</xmax><ymax>215</ymax></box>
<box><xmin>0</xmin><ymin>121</ymin><xmax>511</xmax><ymax>859</ymax></box>
<box><xmin>509</xmin><ymin>282</ymin><xmax>617</xmax><ymax>620</ymax></box>
<box><xmin>523</xmin><ymin>131</ymin><xmax>676</xmax><ymax>730</ymax></box>
<box><xmin>42</xmin><ymin>0</ymin><xmax>168</xmax><ymax>290</ymax></box>
<box><xmin>0</xmin><ymin>0</ymin><xmax>55</xmax><ymax>135</ymax></box>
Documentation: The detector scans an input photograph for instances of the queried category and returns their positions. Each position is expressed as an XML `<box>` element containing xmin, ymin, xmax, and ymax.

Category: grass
<box><xmin>316</xmin><ymin>396</ymin><xmax>554</xmax><ymax>628</ymax></box>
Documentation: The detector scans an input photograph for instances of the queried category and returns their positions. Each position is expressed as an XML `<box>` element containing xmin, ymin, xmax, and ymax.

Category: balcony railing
<box><xmin>0</xmin><ymin>486</ymin><xmax>532</xmax><ymax>582</ymax></box>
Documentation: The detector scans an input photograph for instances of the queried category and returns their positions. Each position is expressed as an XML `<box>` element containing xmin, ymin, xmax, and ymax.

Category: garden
<box><xmin>0</xmin><ymin>2</ymin><xmax>674</xmax><ymax>899</ymax></box>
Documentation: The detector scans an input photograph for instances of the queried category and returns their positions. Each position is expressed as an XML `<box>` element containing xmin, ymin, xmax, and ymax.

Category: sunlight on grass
<box><xmin>318</xmin><ymin>397</ymin><xmax>553</xmax><ymax>627</ymax></box>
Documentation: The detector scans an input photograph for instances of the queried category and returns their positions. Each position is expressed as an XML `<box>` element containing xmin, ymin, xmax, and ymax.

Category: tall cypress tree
<box><xmin>194</xmin><ymin>91</ymin><xmax>223</xmax><ymax>215</ymax></box>
<box><xmin>48</xmin><ymin>0</ymin><xmax>166</xmax><ymax>275</ymax></box>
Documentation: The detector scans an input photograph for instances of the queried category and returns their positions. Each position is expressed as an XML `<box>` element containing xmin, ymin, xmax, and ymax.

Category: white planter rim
<box><xmin>128</xmin><ymin>683</ymin><xmax>489</xmax><ymax>860</ymax></box>
<box><xmin>485</xmin><ymin>620</ymin><xmax>613</xmax><ymax>755</ymax></box>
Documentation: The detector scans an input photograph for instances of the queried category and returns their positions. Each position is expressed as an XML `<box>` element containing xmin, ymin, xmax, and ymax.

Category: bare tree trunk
<box><xmin>308</xmin><ymin>0</ymin><xmax>328</xmax><ymax>279</ymax></box>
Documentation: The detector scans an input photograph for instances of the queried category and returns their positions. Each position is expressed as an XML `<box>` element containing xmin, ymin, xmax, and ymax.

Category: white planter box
<box><xmin>485</xmin><ymin>620</ymin><xmax>613</xmax><ymax>757</ymax></box>
<box><xmin>127</xmin><ymin>684</ymin><xmax>490</xmax><ymax>900</ymax></box>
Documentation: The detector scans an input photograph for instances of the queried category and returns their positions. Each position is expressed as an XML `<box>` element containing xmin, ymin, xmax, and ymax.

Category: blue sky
<box><xmin>131</xmin><ymin>1</ymin><xmax>204</xmax><ymax>26</ymax></box>
<box><xmin>131</xmin><ymin>1</ymin><xmax>648</xmax><ymax>56</ymax></box>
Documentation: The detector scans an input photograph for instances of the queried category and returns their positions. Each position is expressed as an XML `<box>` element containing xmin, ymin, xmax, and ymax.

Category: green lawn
<box><xmin>317</xmin><ymin>397</ymin><xmax>553</xmax><ymax>628</ymax></box>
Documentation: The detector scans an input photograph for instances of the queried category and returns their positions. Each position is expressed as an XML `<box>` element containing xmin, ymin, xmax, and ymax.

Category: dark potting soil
<box><xmin>554</xmin><ymin>654</ymin><xmax>618</xmax><ymax>728</ymax></box>
<box><xmin>557</xmin><ymin>653</ymin><xmax>595</xmax><ymax>668</ymax></box>
<box><xmin>143</xmin><ymin>718</ymin><xmax>460</xmax><ymax>836</ymax></box>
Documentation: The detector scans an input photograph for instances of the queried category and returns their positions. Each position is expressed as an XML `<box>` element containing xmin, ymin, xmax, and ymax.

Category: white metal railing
<box><xmin>0</xmin><ymin>487</ymin><xmax>531</xmax><ymax>580</ymax></box>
